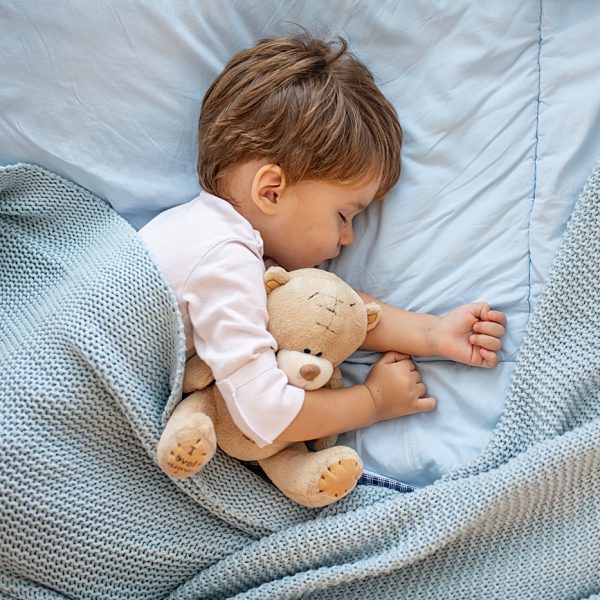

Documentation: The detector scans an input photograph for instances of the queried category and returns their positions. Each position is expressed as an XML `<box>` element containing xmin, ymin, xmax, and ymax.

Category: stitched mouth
<box><xmin>316</xmin><ymin>322</ymin><xmax>336</xmax><ymax>334</ymax></box>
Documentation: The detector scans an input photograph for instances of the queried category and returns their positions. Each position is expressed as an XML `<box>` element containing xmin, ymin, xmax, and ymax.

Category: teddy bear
<box><xmin>156</xmin><ymin>266</ymin><xmax>382</xmax><ymax>508</ymax></box>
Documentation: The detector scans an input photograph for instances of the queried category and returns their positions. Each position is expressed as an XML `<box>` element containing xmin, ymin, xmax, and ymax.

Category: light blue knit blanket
<box><xmin>1</xmin><ymin>162</ymin><xmax>600</xmax><ymax>600</ymax></box>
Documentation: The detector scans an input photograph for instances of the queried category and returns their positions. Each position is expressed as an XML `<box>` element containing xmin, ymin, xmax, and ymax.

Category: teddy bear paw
<box><xmin>157</xmin><ymin>415</ymin><xmax>216</xmax><ymax>479</ymax></box>
<box><xmin>164</xmin><ymin>437</ymin><xmax>214</xmax><ymax>478</ymax></box>
<box><xmin>318</xmin><ymin>458</ymin><xmax>362</xmax><ymax>498</ymax></box>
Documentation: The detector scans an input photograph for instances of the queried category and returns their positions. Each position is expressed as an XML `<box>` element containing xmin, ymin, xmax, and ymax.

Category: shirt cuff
<box><xmin>215</xmin><ymin>351</ymin><xmax>305</xmax><ymax>447</ymax></box>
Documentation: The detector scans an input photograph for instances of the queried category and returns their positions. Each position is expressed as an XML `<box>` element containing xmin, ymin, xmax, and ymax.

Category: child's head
<box><xmin>198</xmin><ymin>32</ymin><xmax>402</xmax><ymax>200</ymax></box>
<box><xmin>197</xmin><ymin>32</ymin><xmax>402</xmax><ymax>269</ymax></box>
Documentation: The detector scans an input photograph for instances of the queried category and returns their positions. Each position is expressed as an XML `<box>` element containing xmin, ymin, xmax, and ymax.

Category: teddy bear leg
<box><xmin>156</xmin><ymin>390</ymin><xmax>217</xmax><ymax>478</ymax></box>
<box><xmin>259</xmin><ymin>443</ymin><xmax>363</xmax><ymax>508</ymax></box>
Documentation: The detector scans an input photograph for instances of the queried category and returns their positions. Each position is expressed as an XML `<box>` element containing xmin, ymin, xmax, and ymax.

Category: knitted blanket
<box><xmin>1</xmin><ymin>161</ymin><xmax>599</xmax><ymax>599</ymax></box>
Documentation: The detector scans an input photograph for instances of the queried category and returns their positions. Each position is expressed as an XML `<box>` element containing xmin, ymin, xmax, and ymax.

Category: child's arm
<box><xmin>275</xmin><ymin>351</ymin><xmax>435</xmax><ymax>443</ymax></box>
<box><xmin>276</xmin><ymin>293</ymin><xmax>505</xmax><ymax>444</ymax></box>
<box><xmin>357</xmin><ymin>291</ymin><xmax>507</xmax><ymax>368</ymax></box>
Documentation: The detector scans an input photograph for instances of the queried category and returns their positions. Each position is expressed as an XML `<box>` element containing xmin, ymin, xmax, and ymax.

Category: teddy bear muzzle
<box><xmin>276</xmin><ymin>349</ymin><xmax>334</xmax><ymax>390</ymax></box>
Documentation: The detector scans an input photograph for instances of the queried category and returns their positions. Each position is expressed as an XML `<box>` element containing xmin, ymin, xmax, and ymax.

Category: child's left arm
<box><xmin>357</xmin><ymin>292</ymin><xmax>507</xmax><ymax>368</ymax></box>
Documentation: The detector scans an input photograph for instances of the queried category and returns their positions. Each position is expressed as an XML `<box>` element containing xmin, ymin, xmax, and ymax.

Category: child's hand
<box><xmin>365</xmin><ymin>352</ymin><xmax>436</xmax><ymax>421</ymax></box>
<box><xmin>436</xmin><ymin>303</ymin><xmax>507</xmax><ymax>368</ymax></box>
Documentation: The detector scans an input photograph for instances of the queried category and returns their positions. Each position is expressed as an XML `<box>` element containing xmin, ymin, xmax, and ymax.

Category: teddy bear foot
<box><xmin>318</xmin><ymin>458</ymin><xmax>362</xmax><ymax>499</ymax></box>
<box><xmin>260</xmin><ymin>444</ymin><xmax>363</xmax><ymax>508</ymax></box>
<box><xmin>157</xmin><ymin>413</ymin><xmax>216</xmax><ymax>478</ymax></box>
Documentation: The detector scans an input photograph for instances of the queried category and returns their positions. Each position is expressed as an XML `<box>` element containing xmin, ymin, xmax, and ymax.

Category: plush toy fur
<box><xmin>157</xmin><ymin>267</ymin><xmax>381</xmax><ymax>508</ymax></box>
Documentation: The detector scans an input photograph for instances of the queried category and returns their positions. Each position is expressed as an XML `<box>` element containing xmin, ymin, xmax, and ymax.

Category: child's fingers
<box><xmin>487</xmin><ymin>309</ymin><xmax>507</xmax><ymax>326</ymax></box>
<box><xmin>412</xmin><ymin>396</ymin><xmax>437</xmax><ymax>413</ymax></box>
<box><xmin>468</xmin><ymin>302</ymin><xmax>490</xmax><ymax>320</ymax></box>
<box><xmin>479</xmin><ymin>347</ymin><xmax>499</xmax><ymax>368</ymax></box>
<box><xmin>469</xmin><ymin>334</ymin><xmax>502</xmax><ymax>351</ymax></box>
<box><xmin>471</xmin><ymin>304</ymin><xmax>507</xmax><ymax>326</ymax></box>
<box><xmin>473</xmin><ymin>321</ymin><xmax>505</xmax><ymax>338</ymax></box>
<box><xmin>379</xmin><ymin>351</ymin><xmax>411</xmax><ymax>364</ymax></box>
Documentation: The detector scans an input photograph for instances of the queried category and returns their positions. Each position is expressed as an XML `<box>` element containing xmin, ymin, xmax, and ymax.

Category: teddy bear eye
<box><xmin>303</xmin><ymin>348</ymin><xmax>323</xmax><ymax>357</ymax></box>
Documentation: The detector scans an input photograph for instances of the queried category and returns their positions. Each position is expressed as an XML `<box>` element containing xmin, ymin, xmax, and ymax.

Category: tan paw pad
<box><xmin>166</xmin><ymin>438</ymin><xmax>214</xmax><ymax>478</ymax></box>
<box><xmin>318</xmin><ymin>459</ymin><xmax>362</xmax><ymax>498</ymax></box>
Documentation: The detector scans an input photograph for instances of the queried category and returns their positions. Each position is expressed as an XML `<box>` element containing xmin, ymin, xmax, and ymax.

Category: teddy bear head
<box><xmin>264</xmin><ymin>267</ymin><xmax>381</xmax><ymax>390</ymax></box>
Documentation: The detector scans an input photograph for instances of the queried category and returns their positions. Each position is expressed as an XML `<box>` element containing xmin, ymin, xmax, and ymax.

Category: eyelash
<box><xmin>338</xmin><ymin>212</ymin><xmax>348</xmax><ymax>224</ymax></box>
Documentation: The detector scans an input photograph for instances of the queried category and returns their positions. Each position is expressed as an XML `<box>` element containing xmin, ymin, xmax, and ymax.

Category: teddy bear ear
<box><xmin>264</xmin><ymin>266</ymin><xmax>291</xmax><ymax>293</ymax></box>
<box><xmin>365</xmin><ymin>302</ymin><xmax>382</xmax><ymax>331</ymax></box>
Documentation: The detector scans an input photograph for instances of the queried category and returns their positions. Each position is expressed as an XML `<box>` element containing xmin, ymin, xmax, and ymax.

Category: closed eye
<box><xmin>338</xmin><ymin>212</ymin><xmax>347</xmax><ymax>223</ymax></box>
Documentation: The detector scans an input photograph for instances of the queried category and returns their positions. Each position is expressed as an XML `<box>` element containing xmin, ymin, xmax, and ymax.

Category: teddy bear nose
<box><xmin>299</xmin><ymin>364</ymin><xmax>321</xmax><ymax>381</ymax></box>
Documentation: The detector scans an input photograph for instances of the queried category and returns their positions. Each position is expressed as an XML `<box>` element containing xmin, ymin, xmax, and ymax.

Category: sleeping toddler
<box><xmin>139</xmin><ymin>32</ymin><xmax>506</xmax><ymax>480</ymax></box>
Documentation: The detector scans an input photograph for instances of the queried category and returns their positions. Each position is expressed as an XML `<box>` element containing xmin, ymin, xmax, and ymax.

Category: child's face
<box><xmin>264</xmin><ymin>177</ymin><xmax>380</xmax><ymax>270</ymax></box>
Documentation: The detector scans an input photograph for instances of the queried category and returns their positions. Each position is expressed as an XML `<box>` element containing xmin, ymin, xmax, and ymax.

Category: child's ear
<box><xmin>251</xmin><ymin>164</ymin><xmax>286</xmax><ymax>215</ymax></box>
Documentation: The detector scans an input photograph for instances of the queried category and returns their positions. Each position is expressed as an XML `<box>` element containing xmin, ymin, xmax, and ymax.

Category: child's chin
<box><xmin>281</xmin><ymin>259</ymin><xmax>315</xmax><ymax>270</ymax></box>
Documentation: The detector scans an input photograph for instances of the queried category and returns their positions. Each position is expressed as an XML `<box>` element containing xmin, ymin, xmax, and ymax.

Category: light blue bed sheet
<box><xmin>1</xmin><ymin>1</ymin><xmax>599</xmax><ymax>488</ymax></box>
<box><xmin>333</xmin><ymin>2</ymin><xmax>600</xmax><ymax>486</ymax></box>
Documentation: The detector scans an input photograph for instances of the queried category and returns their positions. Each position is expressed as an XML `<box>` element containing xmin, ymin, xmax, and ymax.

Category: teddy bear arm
<box><xmin>212</xmin><ymin>388</ymin><xmax>291</xmax><ymax>461</ymax></box>
<box><xmin>324</xmin><ymin>366</ymin><xmax>344</xmax><ymax>390</ymax></box>
<box><xmin>183</xmin><ymin>354</ymin><xmax>215</xmax><ymax>393</ymax></box>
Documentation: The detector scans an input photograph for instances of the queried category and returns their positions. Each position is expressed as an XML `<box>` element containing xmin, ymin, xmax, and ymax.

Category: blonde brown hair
<box><xmin>198</xmin><ymin>33</ymin><xmax>402</xmax><ymax>200</ymax></box>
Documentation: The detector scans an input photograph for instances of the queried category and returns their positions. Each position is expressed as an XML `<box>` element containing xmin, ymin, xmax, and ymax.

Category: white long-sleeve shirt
<box><xmin>138</xmin><ymin>191</ymin><xmax>304</xmax><ymax>447</ymax></box>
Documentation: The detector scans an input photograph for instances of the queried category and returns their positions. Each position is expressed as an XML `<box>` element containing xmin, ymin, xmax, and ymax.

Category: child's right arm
<box><xmin>275</xmin><ymin>352</ymin><xmax>436</xmax><ymax>443</ymax></box>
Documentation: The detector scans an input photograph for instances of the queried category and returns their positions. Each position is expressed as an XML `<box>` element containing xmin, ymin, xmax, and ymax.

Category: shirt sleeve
<box><xmin>182</xmin><ymin>239</ymin><xmax>304</xmax><ymax>447</ymax></box>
